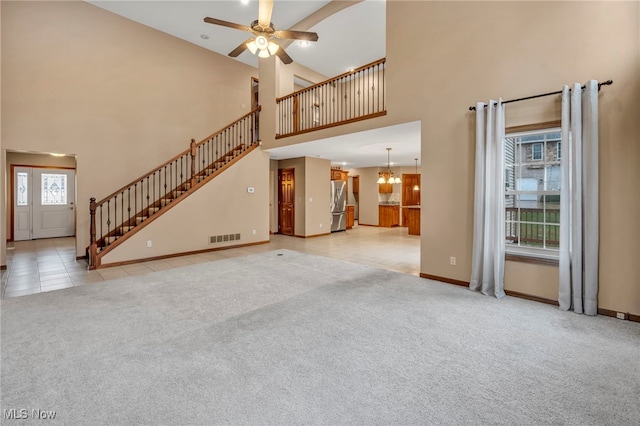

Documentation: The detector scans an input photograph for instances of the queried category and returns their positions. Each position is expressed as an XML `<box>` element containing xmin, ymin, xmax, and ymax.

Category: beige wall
<box><xmin>346</xmin><ymin>167</ymin><xmax>379</xmax><ymax>226</ymax></box>
<box><xmin>304</xmin><ymin>157</ymin><xmax>331</xmax><ymax>236</ymax></box>
<box><xmin>386</xmin><ymin>1</ymin><xmax>640</xmax><ymax>314</ymax></box>
<box><xmin>102</xmin><ymin>148</ymin><xmax>269</xmax><ymax>264</ymax></box>
<box><xmin>1</xmin><ymin>1</ymin><xmax>257</xmax><ymax>258</ymax></box>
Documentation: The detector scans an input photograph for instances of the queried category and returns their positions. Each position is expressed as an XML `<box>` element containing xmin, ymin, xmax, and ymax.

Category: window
<box><xmin>17</xmin><ymin>172</ymin><xmax>28</xmax><ymax>206</ymax></box>
<box><xmin>504</xmin><ymin>129</ymin><xmax>562</xmax><ymax>258</ymax></box>
<box><xmin>557</xmin><ymin>142</ymin><xmax>562</xmax><ymax>160</ymax></box>
<box><xmin>532</xmin><ymin>143</ymin><xmax>543</xmax><ymax>161</ymax></box>
<box><xmin>41</xmin><ymin>173</ymin><xmax>67</xmax><ymax>205</ymax></box>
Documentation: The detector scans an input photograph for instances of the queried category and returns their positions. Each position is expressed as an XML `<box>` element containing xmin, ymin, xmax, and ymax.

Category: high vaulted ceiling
<box><xmin>88</xmin><ymin>0</ymin><xmax>385</xmax><ymax>78</ymax></box>
<box><xmin>87</xmin><ymin>0</ymin><xmax>420</xmax><ymax>168</ymax></box>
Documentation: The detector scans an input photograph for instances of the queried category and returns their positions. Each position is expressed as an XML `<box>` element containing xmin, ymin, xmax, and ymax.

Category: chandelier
<box><xmin>413</xmin><ymin>158</ymin><xmax>420</xmax><ymax>191</ymax></box>
<box><xmin>377</xmin><ymin>148</ymin><xmax>402</xmax><ymax>185</ymax></box>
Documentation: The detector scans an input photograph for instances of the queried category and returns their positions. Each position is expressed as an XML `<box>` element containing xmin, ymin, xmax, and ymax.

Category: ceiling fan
<box><xmin>204</xmin><ymin>0</ymin><xmax>318</xmax><ymax>64</ymax></box>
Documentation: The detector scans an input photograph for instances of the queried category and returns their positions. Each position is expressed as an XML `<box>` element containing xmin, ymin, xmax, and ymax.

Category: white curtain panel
<box><xmin>559</xmin><ymin>81</ymin><xmax>599</xmax><ymax>315</ymax></box>
<box><xmin>470</xmin><ymin>100</ymin><xmax>506</xmax><ymax>298</ymax></box>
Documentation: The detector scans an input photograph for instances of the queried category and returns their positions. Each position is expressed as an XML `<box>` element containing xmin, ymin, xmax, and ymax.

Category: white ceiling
<box><xmin>88</xmin><ymin>0</ymin><xmax>420</xmax><ymax>167</ymax></box>
<box><xmin>266</xmin><ymin>121</ymin><xmax>421</xmax><ymax>169</ymax></box>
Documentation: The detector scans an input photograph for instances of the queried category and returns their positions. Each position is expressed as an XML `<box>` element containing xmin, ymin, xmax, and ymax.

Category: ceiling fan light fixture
<box><xmin>246</xmin><ymin>39</ymin><xmax>258</xmax><ymax>54</ymax></box>
<box><xmin>255</xmin><ymin>35</ymin><xmax>268</xmax><ymax>50</ymax></box>
<box><xmin>258</xmin><ymin>48</ymin><xmax>270</xmax><ymax>58</ymax></box>
<box><xmin>267</xmin><ymin>41</ymin><xmax>280</xmax><ymax>55</ymax></box>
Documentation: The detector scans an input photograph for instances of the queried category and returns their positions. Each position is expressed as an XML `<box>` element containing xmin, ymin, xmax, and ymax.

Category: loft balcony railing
<box><xmin>276</xmin><ymin>58</ymin><xmax>386</xmax><ymax>138</ymax></box>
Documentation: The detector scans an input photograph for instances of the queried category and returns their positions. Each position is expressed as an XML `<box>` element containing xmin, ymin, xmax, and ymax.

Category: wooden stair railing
<box><xmin>88</xmin><ymin>107</ymin><xmax>261</xmax><ymax>269</ymax></box>
<box><xmin>276</xmin><ymin>58</ymin><xmax>386</xmax><ymax>138</ymax></box>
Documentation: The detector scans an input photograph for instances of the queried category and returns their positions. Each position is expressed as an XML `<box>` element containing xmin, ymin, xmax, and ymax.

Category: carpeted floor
<box><xmin>1</xmin><ymin>249</ymin><xmax>639</xmax><ymax>425</ymax></box>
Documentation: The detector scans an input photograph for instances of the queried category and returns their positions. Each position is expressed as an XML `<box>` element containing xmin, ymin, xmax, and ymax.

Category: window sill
<box><xmin>505</xmin><ymin>253</ymin><xmax>559</xmax><ymax>267</ymax></box>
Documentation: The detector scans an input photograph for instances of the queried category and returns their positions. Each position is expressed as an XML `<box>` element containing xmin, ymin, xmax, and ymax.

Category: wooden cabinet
<box><xmin>379</xmin><ymin>205</ymin><xmax>400</xmax><ymax>227</ymax></box>
<box><xmin>407</xmin><ymin>207</ymin><xmax>420</xmax><ymax>235</ymax></box>
<box><xmin>402</xmin><ymin>174</ymin><xmax>421</xmax><ymax>206</ymax></box>
<box><xmin>352</xmin><ymin>176</ymin><xmax>359</xmax><ymax>194</ymax></box>
<box><xmin>346</xmin><ymin>205</ymin><xmax>355</xmax><ymax>229</ymax></box>
<box><xmin>402</xmin><ymin>208</ymin><xmax>409</xmax><ymax>227</ymax></box>
<box><xmin>331</xmin><ymin>169</ymin><xmax>343</xmax><ymax>180</ymax></box>
<box><xmin>378</xmin><ymin>172</ymin><xmax>393</xmax><ymax>194</ymax></box>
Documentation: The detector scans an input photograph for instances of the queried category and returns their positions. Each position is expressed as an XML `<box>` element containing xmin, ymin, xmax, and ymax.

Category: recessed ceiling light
<box><xmin>200</xmin><ymin>34</ymin><xmax>210</xmax><ymax>40</ymax></box>
<box><xmin>50</xmin><ymin>153</ymin><xmax>66</xmax><ymax>157</ymax></box>
<box><xmin>348</xmin><ymin>67</ymin><xmax>355</xmax><ymax>72</ymax></box>
<box><xmin>240</xmin><ymin>0</ymin><xmax>250</xmax><ymax>5</ymax></box>
<box><xmin>298</xmin><ymin>41</ymin><xmax>310</xmax><ymax>47</ymax></box>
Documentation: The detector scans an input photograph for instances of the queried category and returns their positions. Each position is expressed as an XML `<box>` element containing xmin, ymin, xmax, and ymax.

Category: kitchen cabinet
<box><xmin>346</xmin><ymin>205</ymin><xmax>355</xmax><ymax>229</ymax></box>
<box><xmin>407</xmin><ymin>207</ymin><xmax>420</xmax><ymax>235</ymax></box>
<box><xmin>352</xmin><ymin>176</ymin><xmax>359</xmax><ymax>194</ymax></box>
<box><xmin>379</xmin><ymin>205</ymin><xmax>400</xmax><ymax>227</ymax></box>
<box><xmin>331</xmin><ymin>169</ymin><xmax>343</xmax><ymax>180</ymax></box>
<box><xmin>402</xmin><ymin>174</ymin><xmax>421</xmax><ymax>206</ymax></box>
<box><xmin>378</xmin><ymin>172</ymin><xmax>393</xmax><ymax>194</ymax></box>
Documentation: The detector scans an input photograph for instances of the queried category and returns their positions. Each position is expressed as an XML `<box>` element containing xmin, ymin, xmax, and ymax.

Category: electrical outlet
<box><xmin>146</xmin><ymin>240</ymin><xmax>152</xmax><ymax>248</ymax></box>
<box><xmin>320</xmin><ymin>223</ymin><xmax>323</xmax><ymax>228</ymax></box>
<box><xmin>252</xmin><ymin>229</ymin><xmax>256</xmax><ymax>235</ymax></box>
<box><xmin>450</xmin><ymin>256</ymin><xmax>456</xmax><ymax>266</ymax></box>
<box><xmin>616</xmin><ymin>312</ymin><xmax>626</xmax><ymax>320</ymax></box>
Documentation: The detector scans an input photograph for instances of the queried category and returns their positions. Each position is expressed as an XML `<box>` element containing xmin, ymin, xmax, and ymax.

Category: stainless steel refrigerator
<box><xmin>330</xmin><ymin>180</ymin><xmax>347</xmax><ymax>232</ymax></box>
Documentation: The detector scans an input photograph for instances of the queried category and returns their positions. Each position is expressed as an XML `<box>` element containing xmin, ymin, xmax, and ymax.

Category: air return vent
<box><xmin>209</xmin><ymin>233</ymin><xmax>241</xmax><ymax>245</ymax></box>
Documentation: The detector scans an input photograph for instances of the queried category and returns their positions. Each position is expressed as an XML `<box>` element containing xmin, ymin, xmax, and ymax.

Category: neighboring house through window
<box><xmin>504</xmin><ymin>128</ymin><xmax>562</xmax><ymax>259</ymax></box>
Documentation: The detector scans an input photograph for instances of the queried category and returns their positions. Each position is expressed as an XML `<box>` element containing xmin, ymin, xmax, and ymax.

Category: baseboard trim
<box><xmin>294</xmin><ymin>232</ymin><xmax>331</xmax><ymax>239</ymax></box>
<box><xmin>504</xmin><ymin>290</ymin><xmax>559</xmax><ymax>306</ymax></box>
<box><xmin>421</xmin><ymin>274</ymin><xmax>640</xmax><ymax>322</ymax></box>
<box><xmin>419</xmin><ymin>273</ymin><xmax>469</xmax><ymax>287</ymax></box>
<box><xmin>99</xmin><ymin>240</ymin><xmax>270</xmax><ymax>269</ymax></box>
<box><xmin>597</xmin><ymin>308</ymin><xmax>640</xmax><ymax>323</ymax></box>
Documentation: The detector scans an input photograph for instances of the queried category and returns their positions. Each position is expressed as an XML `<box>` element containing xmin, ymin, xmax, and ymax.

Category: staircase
<box><xmin>88</xmin><ymin>107</ymin><xmax>261</xmax><ymax>269</ymax></box>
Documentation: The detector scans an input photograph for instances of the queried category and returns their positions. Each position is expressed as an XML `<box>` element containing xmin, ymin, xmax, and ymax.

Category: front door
<box><xmin>13</xmin><ymin>167</ymin><xmax>76</xmax><ymax>241</ymax></box>
<box><xmin>278</xmin><ymin>168</ymin><xmax>294</xmax><ymax>236</ymax></box>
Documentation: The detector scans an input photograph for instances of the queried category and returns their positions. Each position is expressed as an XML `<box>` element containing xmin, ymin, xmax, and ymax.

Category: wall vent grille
<box><xmin>209</xmin><ymin>233</ymin><xmax>241</xmax><ymax>245</ymax></box>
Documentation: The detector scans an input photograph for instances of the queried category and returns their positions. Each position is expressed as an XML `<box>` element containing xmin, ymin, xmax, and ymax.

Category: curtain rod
<box><xmin>468</xmin><ymin>80</ymin><xmax>613</xmax><ymax>111</ymax></box>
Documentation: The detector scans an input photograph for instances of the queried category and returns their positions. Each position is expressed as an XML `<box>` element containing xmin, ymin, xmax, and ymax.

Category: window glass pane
<box><xmin>532</xmin><ymin>143</ymin><xmax>543</xmax><ymax>160</ymax></box>
<box><xmin>504</xmin><ymin>128</ymin><xmax>563</xmax><ymax>253</ymax></box>
<box><xmin>17</xmin><ymin>172</ymin><xmax>28</xmax><ymax>206</ymax></box>
<box><xmin>41</xmin><ymin>173</ymin><xmax>67</xmax><ymax>205</ymax></box>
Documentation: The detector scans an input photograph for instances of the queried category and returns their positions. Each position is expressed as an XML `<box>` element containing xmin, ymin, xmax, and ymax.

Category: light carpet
<box><xmin>1</xmin><ymin>249</ymin><xmax>639</xmax><ymax>425</ymax></box>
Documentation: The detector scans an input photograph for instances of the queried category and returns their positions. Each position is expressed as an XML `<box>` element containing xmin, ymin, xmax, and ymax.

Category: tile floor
<box><xmin>1</xmin><ymin>224</ymin><xmax>420</xmax><ymax>299</ymax></box>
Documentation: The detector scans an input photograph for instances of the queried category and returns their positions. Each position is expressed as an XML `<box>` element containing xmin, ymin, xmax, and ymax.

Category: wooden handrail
<box><xmin>194</xmin><ymin>106</ymin><xmax>261</xmax><ymax>148</ymax></box>
<box><xmin>95</xmin><ymin>147</ymin><xmax>190</xmax><ymax>206</ymax></box>
<box><xmin>94</xmin><ymin>107</ymin><xmax>261</xmax><ymax>206</ymax></box>
<box><xmin>276</xmin><ymin>58</ymin><xmax>385</xmax><ymax>102</ymax></box>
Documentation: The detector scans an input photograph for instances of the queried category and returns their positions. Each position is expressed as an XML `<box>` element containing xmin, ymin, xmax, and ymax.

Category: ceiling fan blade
<box><xmin>228</xmin><ymin>39</ymin><xmax>250</xmax><ymax>57</ymax></box>
<box><xmin>275</xmin><ymin>47</ymin><xmax>293</xmax><ymax>65</ymax></box>
<box><xmin>204</xmin><ymin>17</ymin><xmax>252</xmax><ymax>33</ymax></box>
<box><xmin>258</xmin><ymin>0</ymin><xmax>274</xmax><ymax>27</ymax></box>
<box><xmin>274</xmin><ymin>30</ymin><xmax>319</xmax><ymax>42</ymax></box>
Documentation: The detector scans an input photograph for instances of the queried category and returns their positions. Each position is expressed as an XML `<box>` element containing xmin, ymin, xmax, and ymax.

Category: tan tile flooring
<box><xmin>1</xmin><ymin>224</ymin><xmax>420</xmax><ymax>299</ymax></box>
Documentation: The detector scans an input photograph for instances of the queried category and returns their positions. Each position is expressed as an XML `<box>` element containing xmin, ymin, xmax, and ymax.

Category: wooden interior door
<box><xmin>278</xmin><ymin>168</ymin><xmax>295</xmax><ymax>235</ymax></box>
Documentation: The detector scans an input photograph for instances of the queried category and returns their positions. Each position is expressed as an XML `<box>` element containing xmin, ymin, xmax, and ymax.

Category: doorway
<box><xmin>12</xmin><ymin>166</ymin><xmax>76</xmax><ymax>241</ymax></box>
<box><xmin>278</xmin><ymin>168</ymin><xmax>295</xmax><ymax>236</ymax></box>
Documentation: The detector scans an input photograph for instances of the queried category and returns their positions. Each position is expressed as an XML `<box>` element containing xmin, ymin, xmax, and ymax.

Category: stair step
<box><xmin>159</xmin><ymin>198</ymin><xmax>172</xmax><ymax>206</ymax></box>
<box><xmin>135</xmin><ymin>216</ymin><xmax>146</xmax><ymax>224</ymax></box>
<box><xmin>148</xmin><ymin>207</ymin><xmax>160</xmax><ymax>214</ymax></box>
<box><xmin>173</xmin><ymin>190</ymin><xmax>186</xmax><ymax>197</ymax></box>
<box><xmin>120</xmin><ymin>226</ymin><xmax>135</xmax><ymax>233</ymax></box>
